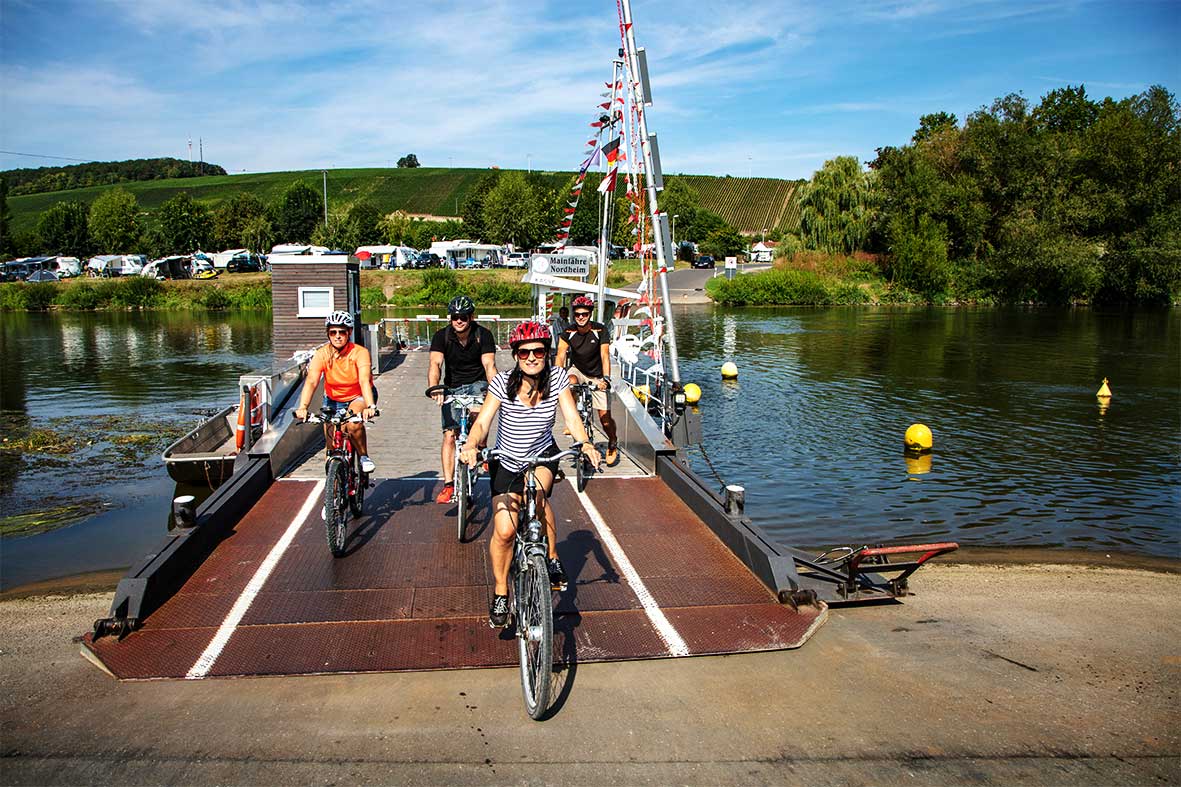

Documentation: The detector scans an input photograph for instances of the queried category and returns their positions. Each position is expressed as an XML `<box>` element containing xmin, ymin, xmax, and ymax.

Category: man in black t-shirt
<box><xmin>428</xmin><ymin>295</ymin><xmax>498</xmax><ymax>504</ymax></box>
<box><xmin>555</xmin><ymin>295</ymin><xmax>620</xmax><ymax>466</ymax></box>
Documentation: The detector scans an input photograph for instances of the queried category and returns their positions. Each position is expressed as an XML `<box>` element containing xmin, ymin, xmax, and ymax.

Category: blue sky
<box><xmin>1</xmin><ymin>0</ymin><xmax>1177</xmax><ymax>181</ymax></box>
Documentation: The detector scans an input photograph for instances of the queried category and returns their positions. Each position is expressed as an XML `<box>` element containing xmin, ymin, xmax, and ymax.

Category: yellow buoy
<box><xmin>905</xmin><ymin>423</ymin><xmax>933</xmax><ymax>453</ymax></box>
<box><xmin>1096</xmin><ymin>377</ymin><xmax>1112</xmax><ymax>399</ymax></box>
<box><xmin>721</xmin><ymin>361</ymin><xmax>738</xmax><ymax>379</ymax></box>
<box><xmin>634</xmin><ymin>384</ymin><xmax>650</xmax><ymax>404</ymax></box>
<box><xmin>683</xmin><ymin>383</ymin><xmax>701</xmax><ymax>404</ymax></box>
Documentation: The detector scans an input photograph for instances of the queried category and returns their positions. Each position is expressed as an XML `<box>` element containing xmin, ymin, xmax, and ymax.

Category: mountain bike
<box><xmin>426</xmin><ymin>384</ymin><xmax>485</xmax><ymax>541</ymax></box>
<box><xmin>479</xmin><ymin>442</ymin><xmax>589</xmax><ymax>720</ymax></box>
<box><xmin>570</xmin><ymin>383</ymin><xmax>598</xmax><ymax>492</ymax></box>
<box><xmin>303</xmin><ymin>406</ymin><xmax>379</xmax><ymax>557</ymax></box>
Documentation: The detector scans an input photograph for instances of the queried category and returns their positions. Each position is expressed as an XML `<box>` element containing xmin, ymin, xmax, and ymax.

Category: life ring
<box><xmin>234</xmin><ymin>391</ymin><xmax>247</xmax><ymax>450</ymax></box>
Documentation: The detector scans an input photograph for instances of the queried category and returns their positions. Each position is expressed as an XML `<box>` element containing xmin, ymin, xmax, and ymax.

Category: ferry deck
<box><xmin>83</xmin><ymin>349</ymin><xmax>827</xmax><ymax>679</ymax></box>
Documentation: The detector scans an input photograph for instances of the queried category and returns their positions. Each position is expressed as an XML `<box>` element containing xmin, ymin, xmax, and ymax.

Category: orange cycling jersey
<box><xmin>316</xmin><ymin>342</ymin><xmax>367</xmax><ymax>402</ymax></box>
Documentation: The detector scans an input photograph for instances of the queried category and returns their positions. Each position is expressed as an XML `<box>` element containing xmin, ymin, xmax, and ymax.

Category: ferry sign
<box><xmin>531</xmin><ymin>254</ymin><xmax>591</xmax><ymax>278</ymax></box>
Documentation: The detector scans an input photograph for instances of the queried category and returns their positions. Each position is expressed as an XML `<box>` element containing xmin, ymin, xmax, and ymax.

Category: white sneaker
<box><xmin>360</xmin><ymin>455</ymin><xmax>376</xmax><ymax>474</ymax></box>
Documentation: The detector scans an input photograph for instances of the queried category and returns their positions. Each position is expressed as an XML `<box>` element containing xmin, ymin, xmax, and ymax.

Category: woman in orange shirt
<box><xmin>294</xmin><ymin>311</ymin><xmax>378</xmax><ymax>473</ymax></box>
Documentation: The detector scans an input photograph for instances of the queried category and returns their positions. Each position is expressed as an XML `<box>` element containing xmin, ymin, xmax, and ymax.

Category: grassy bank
<box><xmin>0</xmin><ymin>275</ymin><xmax>272</xmax><ymax>311</ymax></box>
<box><xmin>706</xmin><ymin>252</ymin><xmax>926</xmax><ymax>305</ymax></box>
<box><xmin>358</xmin><ymin>266</ymin><xmax>639</xmax><ymax>308</ymax></box>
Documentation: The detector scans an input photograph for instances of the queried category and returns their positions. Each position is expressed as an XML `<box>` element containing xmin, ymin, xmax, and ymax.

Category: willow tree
<box><xmin>799</xmin><ymin>156</ymin><xmax>877</xmax><ymax>254</ymax></box>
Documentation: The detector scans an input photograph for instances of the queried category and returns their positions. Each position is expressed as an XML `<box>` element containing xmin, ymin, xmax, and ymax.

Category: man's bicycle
<box><xmin>478</xmin><ymin>442</ymin><xmax>590</xmax><ymax>720</ymax></box>
<box><xmin>569</xmin><ymin>383</ymin><xmax>598</xmax><ymax>492</ymax></box>
<box><xmin>303</xmin><ymin>406</ymin><xmax>379</xmax><ymax>557</ymax></box>
<box><xmin>426</xmin><ymin>384</ymin><xmax>485</xmax><ymax>541</ymax></box>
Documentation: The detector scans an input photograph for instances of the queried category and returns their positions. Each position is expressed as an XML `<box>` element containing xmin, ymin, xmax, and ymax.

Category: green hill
<box><xmin>6</xmin><ymin>167</ymin><xmax>803</xmax><ymax>237</ymax></box>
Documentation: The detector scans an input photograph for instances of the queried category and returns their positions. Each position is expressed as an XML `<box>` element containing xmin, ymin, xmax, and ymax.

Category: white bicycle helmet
<box><xmin>325</xmin><ymin>310</ymin><xmax>354</xmax><ymax>328</ymax></box>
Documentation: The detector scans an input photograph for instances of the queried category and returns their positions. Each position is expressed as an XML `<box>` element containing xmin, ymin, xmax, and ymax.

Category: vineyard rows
<box><xmin>679</xmin><ymin>175</ymin><xmax>804</xmax><ymax>234</ymax></box>
<box><xmin>7</xmin><ymin>167</ymin><xmax>804</xmax><ymax>236</ymax></box>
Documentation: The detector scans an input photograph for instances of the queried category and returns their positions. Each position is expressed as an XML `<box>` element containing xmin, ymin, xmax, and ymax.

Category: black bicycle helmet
<box><xmin>448</xmin><ymin>295</ymin><xmax>475</xmax><ymax>315</ymax></box>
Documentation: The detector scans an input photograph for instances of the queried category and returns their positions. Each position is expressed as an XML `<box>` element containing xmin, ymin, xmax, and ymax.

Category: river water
<box><xmin>1</xmin><ymin>307</ymin><xmax>1177</xmax><ymax>590</ymax></box>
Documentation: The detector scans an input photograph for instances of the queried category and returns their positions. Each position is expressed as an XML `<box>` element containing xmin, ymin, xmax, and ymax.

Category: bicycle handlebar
<box><xmin>300</xmin><ymin>407</ymin><xmax>380</xmax><ymax>425</ymax></box>
<box><xmin>425</xmin><ymin>384</ymin><xmax>486</xmax><ymax>407</ymax></box>
<box><xmin>479</xmin><ymin>442</ymin><xmax>592</xmax><ymax>468</ymax></box>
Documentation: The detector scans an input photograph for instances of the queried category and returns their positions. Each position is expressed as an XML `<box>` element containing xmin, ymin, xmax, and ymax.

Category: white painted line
<box><xmin>185</xmin><ymin>479</ymin><xmax>324</xmax><ymax>679</ymax></box>
<box><xmin>569</xmin><ymin>479</ymin><xmax>690</xmax><ymax>657</ymax></box>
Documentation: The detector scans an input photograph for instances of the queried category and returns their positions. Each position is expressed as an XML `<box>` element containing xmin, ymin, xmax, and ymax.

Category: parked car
<box><xmin>503</xmin><ymin>252</ymin><xmax>530</xmax><ymax>269</ymax></box>
<box><xmin>413</xmin><ymin>252</ymin><xmax>442</xmax><ymax>269</ymax></box>
<box><xmin>226</xmin><ymin>254</ymin><xmax>263</xmax><ymax>273</ymax></box>
<box><xmin>692</xmin><ymin>255</ymin><xmax>716</xmax><ymax>269</ymax></box>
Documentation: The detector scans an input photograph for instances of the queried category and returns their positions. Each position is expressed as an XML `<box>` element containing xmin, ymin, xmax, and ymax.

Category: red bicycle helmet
<box><xmin>571</xmin><ymin>295</ymin><xmax>594</xmax><ymax>310</ymax></box>
<box><xmin>509</xmin><ymin>320</ymin><xmax>552</xmax><ymax>349</ymax></box>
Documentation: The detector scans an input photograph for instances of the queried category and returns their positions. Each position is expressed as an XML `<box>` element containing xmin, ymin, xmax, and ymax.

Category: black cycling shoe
<box><xmin>547</xmin><ymin>557</ymin><xmax>568</xmax><ymax>591</ymax></box>
<box><xmin>488</xmin><ymin>594</ymin><xmax>509</xmax><ymax>628</ymax></box>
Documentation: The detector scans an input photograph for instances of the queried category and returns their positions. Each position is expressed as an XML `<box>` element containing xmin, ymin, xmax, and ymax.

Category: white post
<box><xmin>321</xmin><ymin>170</ymin><xmax>329</xmax><ymax>227</ymax></box>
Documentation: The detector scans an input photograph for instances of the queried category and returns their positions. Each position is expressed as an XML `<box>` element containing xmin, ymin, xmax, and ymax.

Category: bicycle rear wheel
<box><xmin>516</xmin><ymin>551</ymin><xmax>553</xmax><ymax>720</ymax></box>
<box><xmin>455</xmin><ymin>460</ymin><xmax>470</xmax><ymax>541</ymax></box>
<box><xmin>324</xmin><ymin>459</ymin><xmax>349</xmax><ymax>557</ymax></box>
<box><xmin>348</xmin><ymin>452</ymin><xmax>366</xmax><ymax>518</ymax></box>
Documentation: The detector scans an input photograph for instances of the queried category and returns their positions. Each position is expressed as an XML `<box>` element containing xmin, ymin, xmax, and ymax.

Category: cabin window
<box><xmin>298</xmin><ymin>287</ymin><xmax>334</xmax><ymax>318</ymax></box>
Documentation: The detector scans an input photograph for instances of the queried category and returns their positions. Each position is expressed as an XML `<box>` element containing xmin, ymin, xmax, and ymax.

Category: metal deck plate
<box><xmin>84</xmin><ymin>477</ymin><xmax>825</xmax><ymax>680</ymax></box>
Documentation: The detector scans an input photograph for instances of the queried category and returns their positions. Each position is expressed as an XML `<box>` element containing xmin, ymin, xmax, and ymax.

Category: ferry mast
<box><xmin>616</xmin><ymin>0</ymin><xmax>680</xmax><ymax>384</ymax></box>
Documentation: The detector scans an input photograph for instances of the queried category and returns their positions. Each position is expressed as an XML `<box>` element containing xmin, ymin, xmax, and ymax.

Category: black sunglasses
<box><xmin>515</xmin><ymin>347</ymin><xmax>547</xmax><ymax>360</ymax></box>
<box><xmin>450</xmin><ymin>313</ymin><xmax>472</xmax><ymax>321</ymax></box>
<box><xmin>573</xmin><ymin>310</ymin><xmax>592</xmax><ymax>317</ymax></box>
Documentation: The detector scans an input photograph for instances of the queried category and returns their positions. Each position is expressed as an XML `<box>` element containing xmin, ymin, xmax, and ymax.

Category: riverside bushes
<box><xmin>0</xmin><ymin>278</ymin><xmax>272</xmax><ymax>311</ymax></box>
<box><xmin>706</xmin><ymin>267</ymin><xmax>872</xmax><ymax>306</ymax></box>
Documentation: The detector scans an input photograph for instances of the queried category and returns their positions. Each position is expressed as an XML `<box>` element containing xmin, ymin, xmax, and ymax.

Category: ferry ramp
<box><xmin>84</xmin><ymin>351</ymin><xmax>824</xmax><ymax>679</ymax></box>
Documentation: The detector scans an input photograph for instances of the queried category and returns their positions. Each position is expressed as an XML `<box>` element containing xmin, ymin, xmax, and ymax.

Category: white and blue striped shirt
<box><xmin>488</xmin><ymin>366</ymin><xmax>569</xmax><ymax>472</ymax></box>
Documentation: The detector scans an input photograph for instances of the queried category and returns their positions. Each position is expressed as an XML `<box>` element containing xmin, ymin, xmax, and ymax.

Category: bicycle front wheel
<box><xmin>348</xmin><ymin>452</ymin><xmax>366</xmax><ymax>518</ymax></box>
<box><xmin>324</xmin><ymin>459</ymin><xmax>349</xmax><ymax>557</ymax></box>
<box><xmin>576</xmin><ymin>452</ymin><xmax>591</xmax><ymax>492</ymax></box>
<box><xmin>517</xmin><ymin>551</ymin><xmax>554</xmax><ymax>720</ymax></box>
<box><xmin>455</xmin><ymin>460</ymin><xmax>470</xmax><ymax>541</ymax></box>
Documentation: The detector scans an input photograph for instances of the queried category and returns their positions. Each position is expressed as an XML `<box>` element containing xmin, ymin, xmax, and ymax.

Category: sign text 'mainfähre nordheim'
<box><xmin>531</xmin><ymin>255</ymin><xmax>591</xmax><ymax>277</ymax></box>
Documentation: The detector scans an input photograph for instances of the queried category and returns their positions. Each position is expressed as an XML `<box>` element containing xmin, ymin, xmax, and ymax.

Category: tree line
<box><xmin>1</xmin><ymin>157</ymin><xmax>227</xmax><ymax>197</ymax></box>
<box><xmin>793</xmin><ymin>84</ymin><xmax>1180</xmax><ymax>305</ymax></box>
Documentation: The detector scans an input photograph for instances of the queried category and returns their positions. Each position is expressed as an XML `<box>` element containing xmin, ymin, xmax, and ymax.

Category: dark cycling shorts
<box><xmin>323</xmin><ymin>388</ymin><xmax>378</xmax><ymax>414</ymax></box>
<box><xmin>489</xmin><ymin>442</ymin><xmax>560</xmax><ymax>498</ymax></box>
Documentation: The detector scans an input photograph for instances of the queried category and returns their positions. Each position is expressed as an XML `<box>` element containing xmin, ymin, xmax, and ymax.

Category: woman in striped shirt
<box><xmin>459</xmin><ymin>320</ymin><xmax>601</xmax><ymax>628</ymax></box>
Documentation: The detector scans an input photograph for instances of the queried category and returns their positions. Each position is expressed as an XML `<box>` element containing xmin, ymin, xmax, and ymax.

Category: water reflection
<box><xmin>0</xmin><ymin>311</ymin><xmax>273</xmax><ymax>590</ymax></box>
<box><xmin>677</xmin><ymin>305</ymin><xmax>1180</xmax><ymax>558</ymax></box>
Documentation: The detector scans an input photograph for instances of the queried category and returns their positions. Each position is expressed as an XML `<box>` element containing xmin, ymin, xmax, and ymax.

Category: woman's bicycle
<box><xmin>303</xmin><ymin>406</ymin><xmax>379</xmax><ymax>557</ymax></box>
<box><xmin>569</xmin><ymin>383</ymin><xmax>598</xmax><ymax>492</ymax></box>
<box><xmin>426</xmin><ymin>384</ymin><xmax>485</xmax><ymax>541</ymax></box>
<box><xmin>478</xmin><ymin>442</ymin><xmax>590</xmax><ymax>720</ymax></box>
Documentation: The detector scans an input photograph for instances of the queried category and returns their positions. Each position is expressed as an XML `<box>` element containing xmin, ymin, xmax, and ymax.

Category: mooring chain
<box><xmin>690</xmin><ymin>442</ymin><xmax>729</xmax><ymax>495</ymax></box>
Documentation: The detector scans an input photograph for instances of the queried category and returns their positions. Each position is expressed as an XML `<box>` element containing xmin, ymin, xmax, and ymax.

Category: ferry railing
<box><xmin>238</xmin><ymin>354</ymin><xmax>308</xmax><ymax>436</ymax></box>
<box><xmin>375</xmin><ymin>315</ymin><xmax>531</xmax><ymax>350</ymax></box>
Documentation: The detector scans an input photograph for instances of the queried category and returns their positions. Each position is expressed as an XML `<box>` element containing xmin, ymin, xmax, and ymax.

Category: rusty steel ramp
<box><xmin>83</xmin><ymin>476</ymin><xmax>826</xmax><ymax>680</ymax></box>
